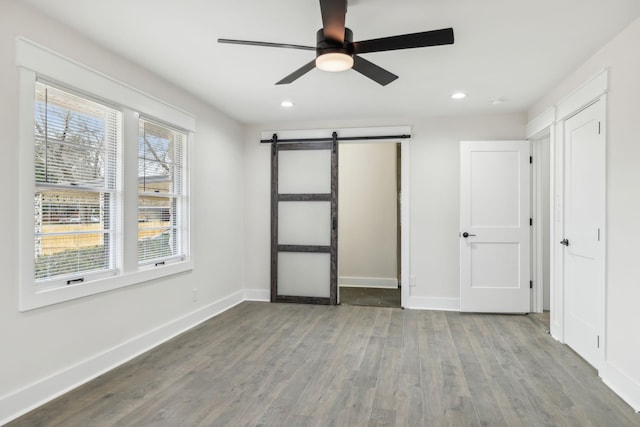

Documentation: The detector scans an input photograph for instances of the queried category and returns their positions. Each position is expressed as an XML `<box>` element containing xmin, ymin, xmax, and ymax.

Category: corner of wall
<box><xmin>602</xmin><ymin>363</ymin><xmax>640</xmax><ymax>412</ymax></box>
<box><xmin>0</xmin><ymin>290</ymin><xmax>247</xmax><ymax>425</ymax></box>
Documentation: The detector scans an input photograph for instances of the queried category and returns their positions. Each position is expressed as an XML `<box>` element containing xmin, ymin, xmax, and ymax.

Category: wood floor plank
<box><xmin>498</xmin><ymin>314</ymin><xmax>640</xmax><ymax>426</ymax></box>
<box><xmin>481</xmin><ymin>314</ymin><xmax>558</xmax><ymax>425</ymax></box>
<box><xmin>394</xmin><ymin>310</ymin><xmax>425</xmax><ymax>427</ymax></box>
<box><xmin>346</xmin><ymin>386</ymin><xmax>376</xmax><ymax>426</ymax></box>
<box><xmin>371</xmin><ymin>310</ymin><xmax>402</xmax><ymax>413</ymax></box>
<box><xmin>417</xmin><ymin>310</ymin><xmax>446</xmax><ymax>427</ymax></box>
<box><xmin>395</xmin><ymin>374</ymin><xmax>425</xmax><ymax>427</ymax></box>
<box><xmin>435</xmin><ymin>312</ymin><xmax>480</xmax><ymax>426</ymax></box>
<box><xmin>8</xmin><ymin>303</ymin><xmax>640</xmax><ymax>427</ymax></box>
<box><xmin>447</xmin><ymin>313</ymin><xmax>509</xmax><ymax>427</ymax></box>
<box><xmin>459</xmin><ymin>314</ymin><xmax>528</xmax><ymax>427</ymax></box>
<box><xmin>491</xmin><ymin>315</ymin><xmax>586</xmax><ymax>426</ymax></box>
<box><xmin>286</xmin><ymin>308</ymin><xmax>356</xmax><ymax>420</ymax></box>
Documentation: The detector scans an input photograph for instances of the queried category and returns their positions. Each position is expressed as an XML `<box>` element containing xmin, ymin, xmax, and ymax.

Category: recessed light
<box><xmin>451</xmin><ymin>92</ymin><xmax>466</xmax><ymax>100</ymax></box>
<box><xmin>281</xmin><ymin>100</ymin><xmax>294</xmax><ymax>108</ymax></box>
<box><xmin>491</xmin><ymin>99</ymin><xmax>505</xmax><ymax>105</ymax></box>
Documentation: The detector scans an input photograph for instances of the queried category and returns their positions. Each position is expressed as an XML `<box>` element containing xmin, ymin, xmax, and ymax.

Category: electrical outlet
<box><xmin>192</xmin><ymin>288</ymin><xmax>198</xmax><ymax>302</ymax></box>
<box><xmin>409</xmin><ymin>275</ymin><xmax>416</xmax><ymax>287</ymax></box>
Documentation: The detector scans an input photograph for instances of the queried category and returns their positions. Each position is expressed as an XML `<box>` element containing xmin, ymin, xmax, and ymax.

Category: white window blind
<box><xmin>138</xmin><ymin>118</ymin><xmax>186</xmax><ymax>265</ymax></box>
<box><xmin>34</xmin><ymin>81</ymin><xmax>121</xmax><ymax>283</ymax></box>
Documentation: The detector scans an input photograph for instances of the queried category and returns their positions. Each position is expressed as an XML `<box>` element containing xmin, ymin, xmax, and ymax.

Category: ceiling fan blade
<box><xmin>352</xmin><ymin>28</ymin><xmax>454</xmax><ymax>54</ymax></box>
<box><xmin>352</xmin><ymin>55</ymin><xmax>398</xmax><ymax>86</ymax></box>
<box><xmin>218</xmin><ymin>39</ymin><xmax>315</xmax><ymax>51</ymax></box>
<box><xmin>320</xmin><ymin>0</ymin><xmax>347</xmax><ymax>42</ymax></box>
<box><xmin>276</xmin><ymin>60</ymin><xmax>317</xmax><ymax>85</ymax></box>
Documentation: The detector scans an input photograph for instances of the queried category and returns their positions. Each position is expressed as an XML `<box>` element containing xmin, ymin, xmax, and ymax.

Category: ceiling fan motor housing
<box><xmin>316</xmin><ymin>28</ymin><xmax>353</xmax><ymax>58</ymax></box>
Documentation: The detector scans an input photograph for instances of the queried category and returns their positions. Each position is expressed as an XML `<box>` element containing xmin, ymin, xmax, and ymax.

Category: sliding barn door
<box><xmin>271</xmin><ymin>139</ymin><xmax>338</xmax><ymax>304</ymax></box>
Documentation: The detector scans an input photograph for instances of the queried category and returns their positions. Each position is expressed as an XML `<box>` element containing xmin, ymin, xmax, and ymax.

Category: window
<box><xmin>34</xmin><ymin>82</ymin><xmax>121</xmax><ymax>286</ymax></box>
<box><xmin>138</xmin><ymin>119</ymin><xmax>186</xmax><ymax>265</ymax></box>
<box><xmin>17</xmin><ymin>37</ymin><xmax>194</xmax><ymax>310</ymax></box>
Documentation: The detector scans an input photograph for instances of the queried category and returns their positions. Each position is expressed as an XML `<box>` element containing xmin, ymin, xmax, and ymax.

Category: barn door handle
<box><xmin>462</xmin><ymin>232</ymin><xmax>476</xmax><ymax>238</ymax></box>
<box><xmin>560</xmin><ymin>239</ymin><xmax>569</xmax><ymax>246</ymax></box>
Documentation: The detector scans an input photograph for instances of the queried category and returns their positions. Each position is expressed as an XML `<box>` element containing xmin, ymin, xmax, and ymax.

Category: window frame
<box><xmin>17</xmin><ymin>37</ymin><xmax>194</xmax><ymax>311</ymax></box>
<box><xmin>33</xmin><ymin>81</ymin><xmax>122</xmax><ymax>289</ymax></box>
<box><xmin>137</xmin><ymin>117</ymin><xmax>188</xmax><ymax>267</ymax></box>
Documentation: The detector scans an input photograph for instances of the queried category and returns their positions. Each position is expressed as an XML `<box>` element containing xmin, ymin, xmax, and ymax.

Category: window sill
<box><xmin>19</xmin><ymin>260</ymin><xmax>194</xmax><ymax>312</ymax></box>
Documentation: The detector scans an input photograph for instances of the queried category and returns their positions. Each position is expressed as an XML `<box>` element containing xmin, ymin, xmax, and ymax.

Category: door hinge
<box><xmin>530</xmin><ymin>280</ymin><xmax>533</xmax><ymax>289</ymax></box>
<box><xmin>530</xmin><ymin>218</ymin><xmax>533</xmax><ymax>226</ymax></box>
<box><xmin>598</xmin><ymin>122</ymin><xmax>601</xmax><ymax>135</ymax></box>
<box><xmin>529</xmin><ymin>156</ymin><xmax>533</xmax><ymax>164</ymax></box>
<box><xmin>597</xmin><ymin>335</ymin><xmax>600</xmax><ymax>348</ymax></box>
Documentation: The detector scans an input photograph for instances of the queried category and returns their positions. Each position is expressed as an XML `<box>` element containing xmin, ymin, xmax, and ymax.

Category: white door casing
<box><xmin>460</xmin><ymin>140</ymin><xmax>531</xmax><ymax>313</ymax></box>
<box><xmin>562</xmin><ymin>99</ymin><xmax>605</xmax><ymax>369</ymax></box>
<box><xmin>263</xmin><ymin>126</ymin><xmax>412</xmax><ymax>307</ymax></box>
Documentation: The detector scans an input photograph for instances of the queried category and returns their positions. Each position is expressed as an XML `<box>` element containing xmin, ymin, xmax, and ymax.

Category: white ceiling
<box><xmin>18</xmin><ymin>0</ymin><xmax>640</xmax><ymax>124</ymax></box>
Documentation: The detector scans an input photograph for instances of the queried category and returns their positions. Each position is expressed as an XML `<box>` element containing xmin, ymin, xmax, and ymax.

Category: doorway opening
<box><xmin>338</xmin><ymin>142</ymin><xmax>401</xmax><ymax>308</ymax></box>
<box><xmin>529</xmin><ymin>134</ymin><xmax>551</xmax><ymax>331</ymax></box>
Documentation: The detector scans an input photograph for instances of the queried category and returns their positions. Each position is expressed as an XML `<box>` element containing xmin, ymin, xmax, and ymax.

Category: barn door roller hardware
<box><xmin>261</xmin><ymin>132</ymin><xmax>411</xmax><ymax>144</ymax></box>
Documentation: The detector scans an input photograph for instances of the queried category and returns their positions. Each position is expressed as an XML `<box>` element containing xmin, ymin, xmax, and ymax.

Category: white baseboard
<box><xmin>602</xmin><ymin>362</ymin><xmax>640</xmax><ymax>412</ymax></box>
<box><xmin>404</xmin><ymin>296</ymin><xmax>460</xmax><ymax>311</ymax></box>
<box><xmin>244</xmin><ymin>288</ymin><xmax>270</xmax><ymax>301</ymax></box>
<box><xmin>339</xmin><ymin>276</ymin><xmax>398</xmax><ymax>289</ymax></box>
<box><xmin>0</xmin><ymin>290</ymin><xmax>246</xmax><ymax>426</ymax></box>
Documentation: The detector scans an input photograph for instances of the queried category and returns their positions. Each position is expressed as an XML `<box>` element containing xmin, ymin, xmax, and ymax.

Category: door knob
<box><xmin>462</xmin><ymin>232</ymin><xmax>476</xmax><ymax>238</ymax></box>
<box><xmin>560</xmin><ymin>239</ymin><xmax>569</xmax><ymax>246</ymax></box>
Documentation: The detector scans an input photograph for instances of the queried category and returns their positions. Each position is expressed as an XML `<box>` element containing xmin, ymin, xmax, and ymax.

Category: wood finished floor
<box><xmin>528</xmin><ymin>311</ymin><xmax>551</xmax><ymax>333</ymax></box>
<box><xmin>339</xmin><ymin>286</ymin><xmax>401</xmax><ymax>308</ymax></box>
<box><xmin>9</xmin><ymin>302</ymin><xmax>640</xmax><ymax>427</ymax></box>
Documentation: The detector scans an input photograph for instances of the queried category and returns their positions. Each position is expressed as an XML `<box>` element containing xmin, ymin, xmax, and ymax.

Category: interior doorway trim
<box><xmin>556</xmin><ymin>69</ymin><xmax>608</xmax><ymax>121</ymax></box>
<box><xmin>527</xmin><ymin>108</ymin><xmax>557</xmax><ymax>335</ymax></box>
<box><xmin>527</xmin><ymin>69</ymin><xmax>609</xmax><ymax>345</ymax></box>
<box><xmin>400</xmin><ymin>141</ymin><xmax>410</xmax><ymax>309</ymax></box>
<box><xmin>531</xmin><ymin>132</ymin><xmax>550</xmax><ymax>314</ymax></box>
<box><xmin>526</xmin><ymin>106</ymin><xmax>555</xmax><ymax>138</ymax></box>
<box><xmin>556</xmin><ymin>73</ymin><xmax>608</xmax><ymax>353</ymax></box>
<box><xmin>262</xmin><ymin>126</ymin><xmax>412</xmax><ymax>307</ymax></box>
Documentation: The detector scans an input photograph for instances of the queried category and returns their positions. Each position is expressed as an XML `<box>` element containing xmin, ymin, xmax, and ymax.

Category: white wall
<box><xmin>244</xmin><ymin>114</ymin><xmax>526</xmax><ymax>310</ymax></box>
<box><xmin>338</xmin><ymin>143</ymin><xmax>397</xmax><ymax>286</ymax></box>
<box><xmin>0</xmin><ymin>3</ymin><xmax>245</xmax><ymax>422</ymax></box>
<box><xmin>529</xmin><ymin>16</ymin><xmax>640</xmax><ymax>410</ymax></box>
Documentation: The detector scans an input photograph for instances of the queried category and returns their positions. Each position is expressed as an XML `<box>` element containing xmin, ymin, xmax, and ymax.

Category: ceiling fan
<box><xmin>218</xmin><ymin>0</ymin><xmax>454</xmax><ymax>86</ymax></box>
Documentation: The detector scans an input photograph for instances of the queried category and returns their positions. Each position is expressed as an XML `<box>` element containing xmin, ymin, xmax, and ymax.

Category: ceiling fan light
<box><xmin>316</xmin><ymin>52</ymin><xmax>354</xmax><ymax>72</ymax></box>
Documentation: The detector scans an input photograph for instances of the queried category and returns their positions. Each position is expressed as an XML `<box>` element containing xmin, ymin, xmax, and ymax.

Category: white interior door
<box><xmin>271</xmin><ymin>140</ymin><xmax>337</xmax><ymax>304</ymax></box>
<box><xmin>563</xmin><ymin>100</ymin><xmax>605</xmax><ymax>368</ymax></box>
<box><xmin>460</xmin><ymin>140</ymin><xmax>531</xmax><ymax>313</ymax></box>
